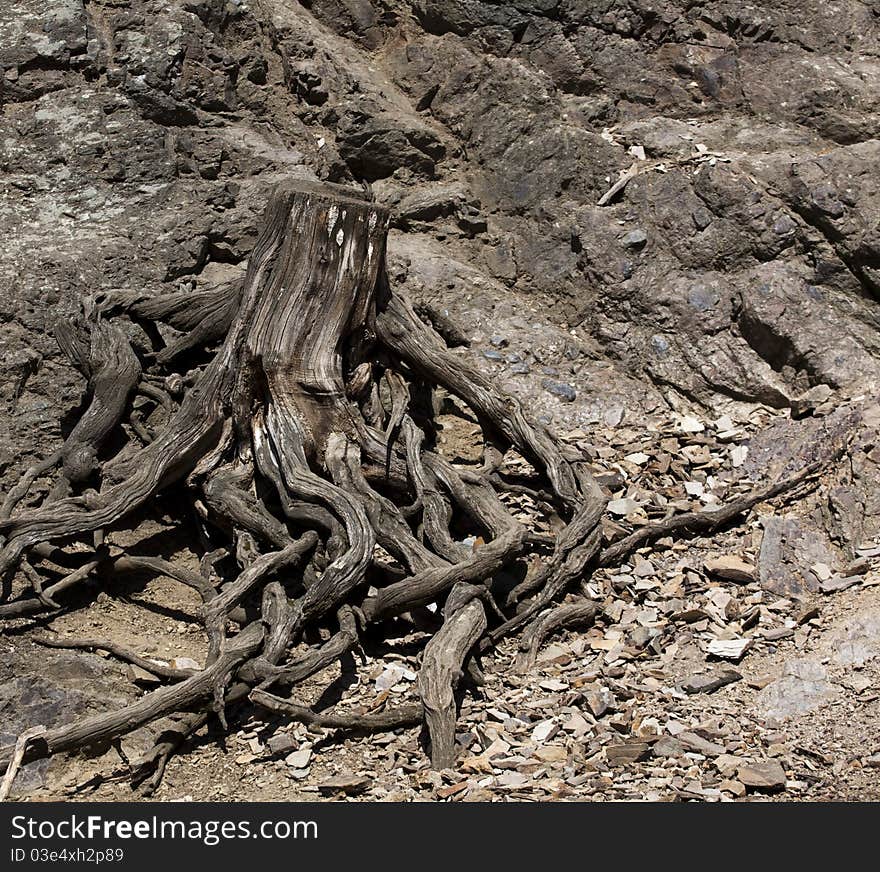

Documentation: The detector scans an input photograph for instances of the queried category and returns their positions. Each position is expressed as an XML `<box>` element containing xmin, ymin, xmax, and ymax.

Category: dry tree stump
<box><xmin>0</xmin><ymin>180</ymin><xmax>840</xmax><ymax>787</ymax></box>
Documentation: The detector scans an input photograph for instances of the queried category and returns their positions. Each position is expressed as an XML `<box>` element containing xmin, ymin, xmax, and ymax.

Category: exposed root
<box><xmin>251</xmin><ymin>689</ymin><xmax>423</xmax><ymax>733</ymax></box>
<box><xmin>0</xmin><ymin>726</ymin><xmax>46</xmax><ymax>802</ymax></box>
<box><xmin>596</xmin><ymin>458</ymin><xmax>836</xmax><ymax>567</ymax></box>
<box><xmin>0</xmin><ymin>180</ymin><xmax>853</xmax><ymax>787</ymax></box>
<box><xmin>515</xmin><ymin>600</ymin><xmax>600</xmax><ymax>672</ymax></box>
<box><xmin>418</xmin><ymin>584</ymin><xmax>487</xmax><ymax>769</ymax></box>
<box><xmin>34</xmin><ymin>635</ymin><xmax>197</xmax><ymax>681</ymax></box>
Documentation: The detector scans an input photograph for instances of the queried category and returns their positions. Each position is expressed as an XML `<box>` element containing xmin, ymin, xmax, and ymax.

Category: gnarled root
<box><xmin>0</xmin><ymin>180</ymin><xmax>849</xmax><ymax>790</ymax></box>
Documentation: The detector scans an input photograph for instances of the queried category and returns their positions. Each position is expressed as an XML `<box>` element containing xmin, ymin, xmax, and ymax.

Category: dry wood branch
<box><xmin>0</xmin><ymin>558</ymin><xmax>101</xmax><ymax>618</ymax></box>
<box><xmin>597</xmin><ymin>460</ymin><xmax>829</xmax><ymax>567</ymax></box>
<box><xmin>0</xmin><ymin>726</ymin><xmax>47</xmax><ymax>802</ymax></box>
<box><xmin>251</xmin><ymin>688</ymin><xmax>422</xmax><ymax>733</ymax></box>
<box><xmin>253</xmin><ymin>606</ymin><xmax>358</xmax><ymax>689</ymax></box>
<box><xmin>0</xmin><ymin>451</ymin><xmax>62</xmax><ymax>522</ymax></box>
<box><xmin>418</xmin><ymin>586</ymin><xmax>487</xmax><ymax>769</ymax></box>
<box><xmin>54</xmin><ymin>313</ymin><xmax>141</xmax><ymax>483</ymax></box>
<box><xmin>0</xmin><ymin>623</ymin><xmax>263</xmax><ymax>773</ymax></box>
<box><xmin>376</xmin><ymin>290</ymin><xmax>599</xmax><ymax>510</ymax></box>
<box><xmin>34</xmin><ymin>635</ymin><xmax>195</xmax><ymax>681</ymax></box>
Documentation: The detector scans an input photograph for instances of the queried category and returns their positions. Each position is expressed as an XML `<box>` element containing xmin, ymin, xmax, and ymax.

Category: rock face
<box><xmin>2</xmin><ymin>1</ymin><xmax>880</xmax><ymax>496</ymax></box>
<box><xmin>756</xmin><ymin>660</ymin><xmax>838</xmax><ymax>720</ymax></box>
<box><xmin>0</xmin><ymin>639</ymin><xmax>135</xmax><ymax>797</ymax></box>
<box><xmin>759</xmin><ymin>515</ymin><xmax>832</xmax><ymax>597</ymax></box>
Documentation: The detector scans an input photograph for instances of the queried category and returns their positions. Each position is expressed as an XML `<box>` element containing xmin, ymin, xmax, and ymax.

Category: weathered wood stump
<box><xmin>0</xmin><ymin>180</ymin><xmax>837</xmax><ymax>789</ymax></box>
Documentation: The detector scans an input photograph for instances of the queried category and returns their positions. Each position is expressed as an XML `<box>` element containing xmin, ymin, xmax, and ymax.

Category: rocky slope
<box><xmin>1</xmin><ymin>0</ymin><xmax>879</xmax><ymax>801</ymax></box>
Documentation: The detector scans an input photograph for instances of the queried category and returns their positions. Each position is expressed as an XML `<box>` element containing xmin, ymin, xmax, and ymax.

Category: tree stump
<box><xmin>0</xmin><ymin>180</ymin><xmax>836</xmax><ymax>786</ymax></box>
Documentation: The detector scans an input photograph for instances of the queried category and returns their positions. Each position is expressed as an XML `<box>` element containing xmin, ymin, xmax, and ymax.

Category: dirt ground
<box><xmin>6</xmin><ymin>387</ymin><xmax>878</xmax><ymax>803</ymax></box>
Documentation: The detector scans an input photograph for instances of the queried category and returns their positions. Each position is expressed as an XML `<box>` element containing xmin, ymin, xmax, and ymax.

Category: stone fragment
<box><xmin>707</xmin><ymin>638</ymin><xmax>753</xmax><ymax>661</ymax></box>
<box><xmin>606</xmin><ymin>742</ymin><xmax>650</xmax><ymax>765</ymax></box>
<box><xmin>826</xmin><ymin>608</ymin><xmax>880</xmax><ymax>666</ymax></box>
<box><xmin>677</xmin><ymin>732</ymin><xmax>725</xmax><ymax>758</ymax></box>
<box><xmin>531</xmin><ymin>720</ymin><xmax>557</xmax><ymax>743</ymax></box>
<box><xmin>437</xmin><ymin>781</ymin><xmax>469</xmax><ymax>798</ymax></box>
<box><xmin>759</xmin><ymin>515</ymin><xmax>835</xmax><ymax>596</ymax></box>
<box><xmin>533</xmin><ymin>745</ymin><xmax>567</xmax><ymax>763</ymax></box>
<box><xmin>737</xmin><ymin>760</ymin><xmax>787</xmax><ymax>792</ymax></box>
<box><xmin>719</xmin><ymin>778</ymin><xmax>747</xmax><ymax>797</ymax></box>
<box><xmin>681</xmin><ymin>669</ymin><xmax>742</xmax><ymax>694</ymax></box>
<box><xmin>730</xmin><ymin>445</ymin><xmax>748</xmax><ymax>467</ymax></box>
<box><xmin>810</xmin><ymin>562</ymin><xmax>832</xmax><ymax>581</ymax></box>
<box><xmin>318</xmin><ymin>774</ymin><xmax>370</xmax><ymax>796</ymax></box>
<box><xmin>652</xmin><ymin>736</ymin><xmax>684</xmax><ymax>758</ymax></box>
<box><xmin>820</xmin><ymin>576</ymin><xmax>860</xmax><ymax>594</ymax></box>
<box><xmin>169</xmin><ymin>657</ymin><xmax>200</xmax><ymax>671</ymax></box>
<box><xmin>585</xmin><ymin>688</ymin><xmax>616</xmax><ymax>718</ymax></box>
<box><xmin>127</xmin><ymin>665</ymin><xmax>161</xmax><ymax>685</ymax></box>
<box><xmin>607</xmin><ymin>498</ymin><xmax>639</xmax><ymax>516</ymax></box>
<box><xmin>496</xmin><ymin>771</ymin><xmax>528</xmax><ymax>788</ymax></box>
<box><xmin>704</xmin><ymin>555</ymin><xmax>757</xmax><ymax>584</ymax></box>
<box><xmin>285</xmin><ymin>748</ymin><xmax>312</xmax><ymax>769</ymax></box>
<box><xmin>762</xmin><ymin>627</ymin><xmax>794</xmax><ymax>641</ymax></box>
<box><xmin>542</xmin><ymin>380</ymin><xmax>577</xmax><ymax>402</ymax></box>
<box><xmin>539</xmin><ymin>678</ymin><xmax>568</xmax><ymax>692</ymax></box>
<box><xmin>633</xmin><ymin>558</ymin><xmax>655</xmax><ymax>578</ymax></box>
<box><xmin>677</xmin><ymin>416</ymin><xmax>705</xmax><ymax>433</ymax></box>
<box><xmin>267</xmin><ymin>732</ymin><xmax>298</xmax><ymax>755</ymax></box>
<box><xmin>756</xmin><ymin>659</ymin><xmax>837</xmax><ymax>719</ymax></box>
<box><xmin>622</xmin><ymin>229</ymin><xmax>647</xmax><ymax>248</ymax></box>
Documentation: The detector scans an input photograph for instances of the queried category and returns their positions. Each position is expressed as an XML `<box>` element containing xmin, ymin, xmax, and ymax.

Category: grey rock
<box><xmin>826</xmin><ymin>608</ymin><xmax>880</xmax><ymax>667</ymax></box>
<box><xmin>542</xmin><ymin>380</ymin><xmax>576</xmax><ymax>402</ymax></box>
<box><xmin>755</xmin><ymin>659</ymin><xmax>838</xmax><ymax>719</ymax></box>
<box><xmin>687</xmin><ymin>285</ymin><xmax>719</xmax><ymax>312</ymax></box>
<box><xmin>284</xmin><ymin>748</ymin><xmax>312</xmax><ymax>769</ymax></box>
<box><xmin>633</xmin><ymin>558</ymin><xmax>656</xmax><ymax>578</ymax></box>
<box><xmin>606</xmin><ymin>742</ymin><xmax>650</xmax><ymax>765</ymax></box>
<box><xmin>585</xmin><ymin>688</ymin><xmax>616</xmax><ymax>718</ymax></box>
<box><xmin>267</xmin><ymin>732</ymin><xmax>298</xmax><ymax>755</ymax></box>
<box><xmin>762</xmin><ymin>627</ymin><xmax>795</xmax><ymax>641</ymax></box>
<box><xmin>692</xmin><ymin>207</ymin><xmax>713</xmax><ymax>231</ymax></box>
<box><xmin>603</xmin><ymin>406</ymin><xmax>625</xmax><ymax>427</ymax></box>
<box><xmin>704</xmin><ymin>555</ymin><xmax>757</xmax><ymax>584</ymax></box>
<box><xmin>759</xmin><ymin>514</ymin><xmax>834</xmax><ymax>596</ymax></box>
<box><xmin>820</xmin><ymin>576</ymin><xmax>860</xmax><ymax>594</ymax></box>
<box><xmin>652</xmin><ymin>736</ymin><xmax>685</xmax><ymax>758</ymax></box>
<box><xmin>772</xmin><ymin>214</ymin><xmax>797</xmax><ymax>236</ymax></box>
<box><xmin>681</xmin><ymin>669</ymin><xmax>743</xmax><ymax>695</ymax></box>
<box><xmin>0</xmin><ymin>642</ymin><xmax>134</xmax><ymax>797</ymax></box>
<box><xmin>677</xmin><ymin>731</ymin><xmax>726</xmax><ymax>758</ymax></box>
<box><xmin>607</xmin><ymin>498</ymin><xmax>639</xmax><ymax>516</ymax></box>
<box><xmin>621</xmin><ymin>229</ymin><xmax>648</xmax><ymax>248</ymax></box>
